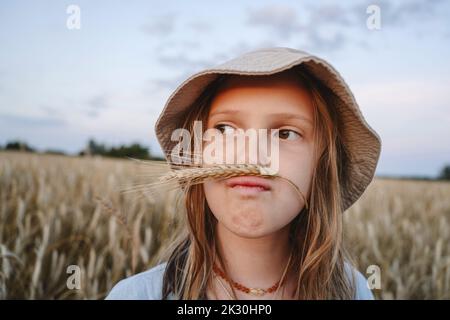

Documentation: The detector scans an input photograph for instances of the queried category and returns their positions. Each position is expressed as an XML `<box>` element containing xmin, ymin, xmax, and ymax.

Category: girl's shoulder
<box><xmin>105</xmin><ymin>262</ymin><xmax>172</xmax><ymax>300</ymax></box>
<box><xmin>344</xmin><ymin>262</ymin><xmax>375</xmax><ymax>300</ymax></box>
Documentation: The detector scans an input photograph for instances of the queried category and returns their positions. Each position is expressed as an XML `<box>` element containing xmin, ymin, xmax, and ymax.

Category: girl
<box><xmin>106</xmin><ymin>47</ymin><xmax>382</xmax><ymax>300</ymax></box>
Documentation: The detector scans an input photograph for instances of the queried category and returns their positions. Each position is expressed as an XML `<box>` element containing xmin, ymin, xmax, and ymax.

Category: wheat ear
<box><xmin>126</xmin><ymin>161</ymin><xmax>309</xmax><ymax>210</ymax></box>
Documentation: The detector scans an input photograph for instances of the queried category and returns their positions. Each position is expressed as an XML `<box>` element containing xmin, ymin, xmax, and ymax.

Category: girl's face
<box><xmin>203</xmin><ymin>73</ymin><xmax>316</xmax><ymax>238</ymax></box>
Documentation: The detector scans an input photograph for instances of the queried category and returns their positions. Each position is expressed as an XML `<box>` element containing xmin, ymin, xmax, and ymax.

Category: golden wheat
<box><xmin>0</xmin><ymin>151</ymin><xmax>449</xmax><ymax>299</ymax></box>
<box><xmin>133</xmin><ymin>162</ymin><xmax>309</xmax><ymax>209</ymax></box>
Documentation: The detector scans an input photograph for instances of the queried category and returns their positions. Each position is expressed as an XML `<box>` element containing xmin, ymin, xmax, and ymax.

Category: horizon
<box><xmin>1</xmin><ymin>139</ymin><xmax>449</xmax><ymax>180</ymax></box>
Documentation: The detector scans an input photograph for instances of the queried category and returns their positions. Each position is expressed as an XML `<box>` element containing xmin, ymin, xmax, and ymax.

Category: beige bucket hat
<box><xmin>154</xmin><ymin>47</ymin><xmax>382</xmax><ymax>212</ymax></box>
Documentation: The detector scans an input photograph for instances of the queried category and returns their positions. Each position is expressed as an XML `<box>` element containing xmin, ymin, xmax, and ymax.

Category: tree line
<box><xmin>0</xmin><ymin>139</ymin><xmax>164</xmax><ymax>161</ymax></box>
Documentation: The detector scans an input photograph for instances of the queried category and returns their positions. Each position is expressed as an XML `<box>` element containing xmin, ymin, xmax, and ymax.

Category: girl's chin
<box><xmin>226</xmin><ymin>211</ymin><xmax>268</xmax><ymax>235</ymax></box>
<box><xmin>229</xmin><ymin>226</ymin><xmax>271</xmax><ymax>239</ymax></box>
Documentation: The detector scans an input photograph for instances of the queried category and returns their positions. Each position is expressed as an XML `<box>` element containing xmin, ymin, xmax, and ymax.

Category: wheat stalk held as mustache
<box><xmin>125</xmin><ymin>161</ymin><xmax>309</xmax><ymax>210</ymax></box>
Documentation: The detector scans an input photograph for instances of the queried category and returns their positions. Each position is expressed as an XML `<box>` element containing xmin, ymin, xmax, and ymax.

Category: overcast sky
<box><xmin>1</xmin><ymin>0</ymin><xmax>449</xmax><ymax>177</ymax></box>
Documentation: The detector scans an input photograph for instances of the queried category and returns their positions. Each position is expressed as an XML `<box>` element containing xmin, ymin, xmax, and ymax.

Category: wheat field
<box><xmin>0</xmin><ymin>151</ymin><xmax>449</xmax><ymax>299</ymax></box>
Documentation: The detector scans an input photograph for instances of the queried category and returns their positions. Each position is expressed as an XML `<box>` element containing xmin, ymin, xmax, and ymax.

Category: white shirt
<box><xmin>105</xmin><ymin>262</ymin><xmax>375</xmax><ymax>300</ymax></box>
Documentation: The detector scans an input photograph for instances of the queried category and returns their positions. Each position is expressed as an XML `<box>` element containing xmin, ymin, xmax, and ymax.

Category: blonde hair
<box><xmin>161</xmin><ymin>65</ymin><xmax>356</xmax><ymax>299</ymax></box>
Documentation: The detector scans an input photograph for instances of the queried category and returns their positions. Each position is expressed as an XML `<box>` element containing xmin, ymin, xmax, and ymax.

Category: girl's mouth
<box><xmin>225</xmin><ymin>176</ymin><xmax>271</xmax><ymax>196</ymax></box>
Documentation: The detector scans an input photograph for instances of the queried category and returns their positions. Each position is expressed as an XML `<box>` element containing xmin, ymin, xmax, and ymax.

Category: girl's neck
<box><xmin>214</xmin><ymin>222</ymin><xmax>293</xmax><ymax>295</ymax></box>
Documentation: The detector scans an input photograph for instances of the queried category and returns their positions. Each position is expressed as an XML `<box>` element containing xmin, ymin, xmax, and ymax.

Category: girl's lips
<box><xmin>225</xmin><ymin>176</ymin><xmax>272</xmax><ymax>191</ymax></box>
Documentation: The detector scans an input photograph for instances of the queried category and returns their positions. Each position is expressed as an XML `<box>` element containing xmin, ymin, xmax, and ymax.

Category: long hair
<box><xmin>161</xmin><ymin>65</ymin><xmax>356</xmax><ymax>299</ymax></box>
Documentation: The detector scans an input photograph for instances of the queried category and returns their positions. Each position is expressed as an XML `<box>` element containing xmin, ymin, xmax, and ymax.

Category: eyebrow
<box><xmin>209</xmin><ymin>110</ymin><xmax>313</xmax><ymax>125</ymax></box>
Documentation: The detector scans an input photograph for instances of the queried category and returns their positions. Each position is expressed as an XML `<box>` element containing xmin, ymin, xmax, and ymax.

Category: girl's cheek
<box><xmin>203</xmin><ymin>180</ymin><xmax>226</xmax><ymax>209</ymax></box>
<box><xmin>278</xmin><ymin>149</ymin><xmax>314</xmax><ymax>193</ymax></box>
<box><xmin>203</xmin><ymin>180</ymin><xmax>218</xmax><ymax>196</ymax></box>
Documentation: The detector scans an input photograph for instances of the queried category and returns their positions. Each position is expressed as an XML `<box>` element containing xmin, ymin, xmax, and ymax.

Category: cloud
<box><xmin>88</xmin><ymin>95</ymin><xmax>109</xmax><ymax>110</ymax></box>
<box><xmin>158</xmin><ymin>47</ymin><xmax>233</xmax><ymax>68</ymax></box>
<box><xmin>188</xmin><ymin>20</ymin><xmax>213</xmax><ymax>33</ymax></box>
<box><xmin>149</xmin><ymin>76</ymin><xmax>186</xmax><ymax>92</ymax></box>
<box><xmin>247</xmin><ymin>4</ymin><xmax>300</xmax><ymax>39</ymax></box>
<box><xmin>246</xmin><ymin>1</ymin><xmax>449</xmax><ymax>53</ymax></box>
<box><xmin>0</xmin><ymin>113</ymin><xmax>65</xmax><ymax>127</ymax></box>
<box><xmin>180</xmin><ymin>40</ymin><xmax>203</xmax><ymax>50</ymax></box>
<box><xmin>308</xmin><ymin>4</ymin><xmax>352</xmax><ymax>26</ymax></box>
<box><xmin>150</xmin><ymin>49</ymin><xmax>236</xmax><ymax>92</ymax></box>
<box><xmin>227</xmin><ymin>39</ymin><xmax>279</xmax><ymax>57</ymax></box>
<box><xmin>300</xmin><ymin>4</ymin><xmax>353</xmax><ymax>51</ymax></box>
<box><xmin>246</xmin><ymin>4</ymin><xmax>351</xmax><ymax>52</ymax></box>
<box><xmin>157</xmin><ymin>54</ymin><xmax>209</xmax><ymax>69</ymax></box>
<box><xmin>142</xmin><ymin>13</ymin><xmax>177</xmax><ymax>36</ymax></box>
<box><xmin>147</xmin><ymin>68</ymin><xmax>203</xmax><ymax>93</ymax></box>
<box><xmin>305</xmin><ymin>30</ymin><xmax>347</xmax><ymax>52</ymax></box>
<box><xmin>84</xmin><ymin>94</ymin><xmax>111</xmax><ymax>118</ymax></box>
<box><xmin>40</xmin><ymin>105</ymin><xmax>59</xmax><ymax>115</ymax></box>
<box><xmin>377</xmin><ymin>0</ymin><xmax>444</xmax><ymax>26</ymax></box>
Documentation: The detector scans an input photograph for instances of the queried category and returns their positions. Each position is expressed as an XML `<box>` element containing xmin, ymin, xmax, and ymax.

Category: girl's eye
<box><xmin>214</xmin><ymin>124</ymin><xmax>235</xmax><ymax>134</ymax></box>
<box><xmin>275</xmin><ymin>129</ymin><xmax>302</xmax><ymax>141</ymax></box>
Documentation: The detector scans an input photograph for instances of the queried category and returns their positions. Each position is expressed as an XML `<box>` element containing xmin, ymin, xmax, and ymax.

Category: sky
<box><xmin>0</xmin><ymin>0</ymin><xmax>449</xmax><ymax>177</ymax></box>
